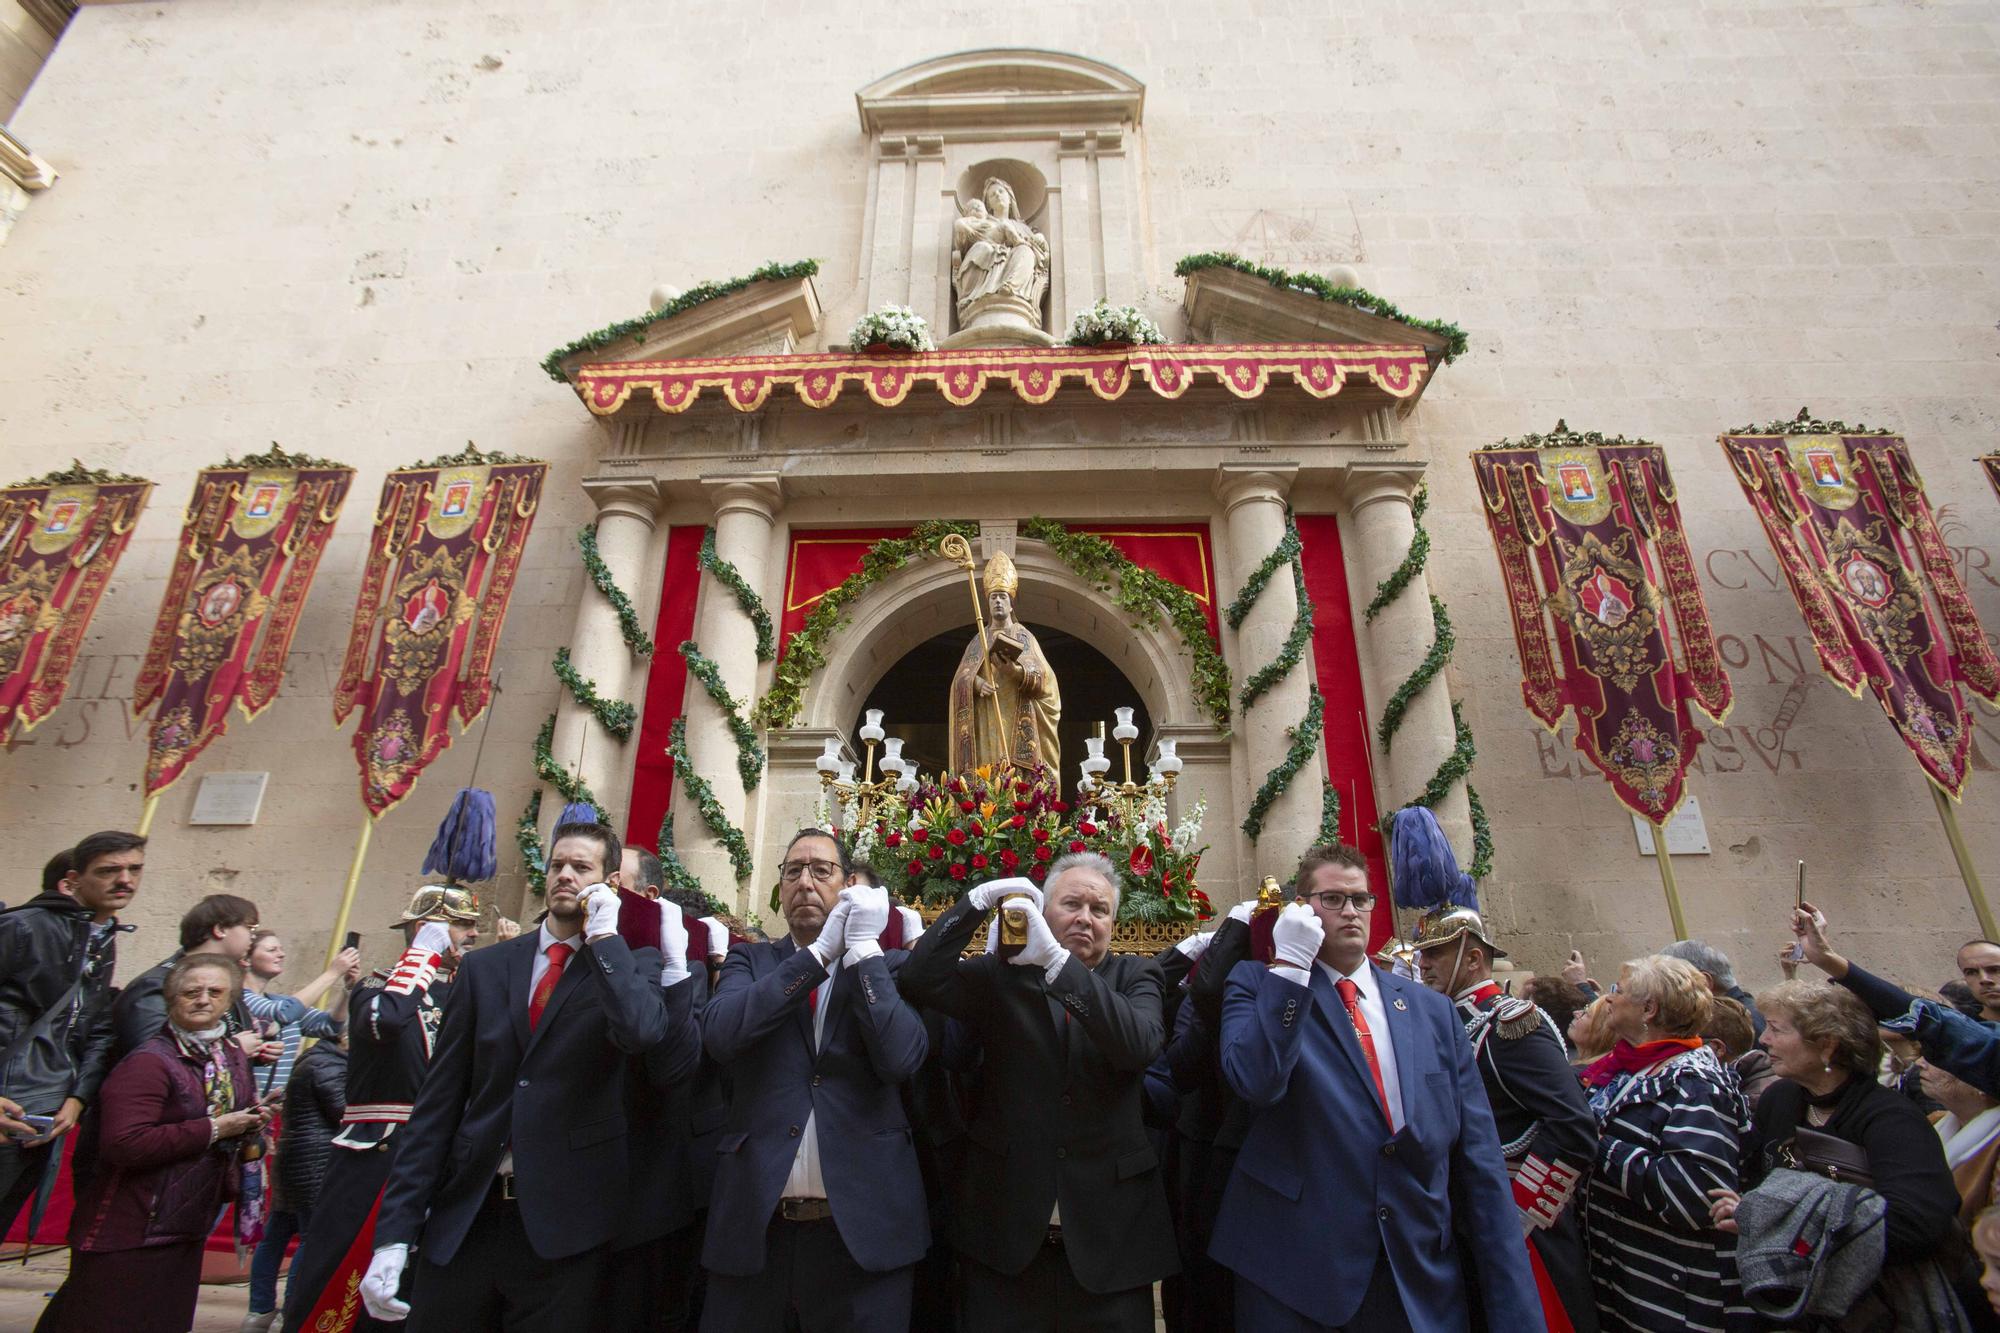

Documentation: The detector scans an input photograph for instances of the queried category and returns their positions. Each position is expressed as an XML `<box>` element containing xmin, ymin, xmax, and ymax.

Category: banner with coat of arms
<box><xmin>0</xmin><ymin>464</ymin><xmax>152</xmax><ymax>738</ymax></box>
<box><xmin>1721</xmin><ymin>413</ymin><xmax>2000</xmax><ymax>798</ymax></box>
<box><xmin>134</xmin><ymin>447</ymin><xmax>353</xmax><ymax>795</ymax></box>
<box><xmin>1473</xmin><ymin>424</ymin><xmax>1733</xmax><ymax>821</ymax></box>
<box><xmin>334</xmin><ymin>445</ymin><xmax>546</xmax><ymax>816</ymax></box>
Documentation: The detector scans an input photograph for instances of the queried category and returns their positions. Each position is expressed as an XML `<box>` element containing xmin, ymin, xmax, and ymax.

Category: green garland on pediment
<box><xmin>680</xmin><ymin>640</ymin><xmax>764</xmax><ymax>793</ymax></box>
<box><xmin>699</xmin><ymin>526</ymin><xmax>776</xmax><ymax>663</ymax></box>
<box><xmin>668</xmin><ymin>717</ymin><xmax>754</xmax><ymax>882</ymax></box>
<box><xmin>1242</xmin><ymin>685</ymin><xmax>1324</xmax><ymax>842</ymax></box>
<box><xmin>540</xmin><ymin>259</ymin><xmax>821</xmax><ymax>382</ymax></box>
<box><xmin>579</xmin><ymin>525</ymin><xmax>656</xmax><ymax>658</ymax></box>
<box><xmin>553</xmin><ymin>647</ymin><xmax>636</xmax><ymax>740</ymax></box>
<box><xmin>1172</xmin><ymin>253</ymin><xmax>1469</xmax><ymax>364</ymax></box>
<box><xmin>752</xmin><ymin>519</ymin><xmax>979</xmax><ymax>730</ymax></box>
<box><xmin>1023</xmin><ymin>518</ymin><xmax>1233</xmax><ymax>732</ymax></box>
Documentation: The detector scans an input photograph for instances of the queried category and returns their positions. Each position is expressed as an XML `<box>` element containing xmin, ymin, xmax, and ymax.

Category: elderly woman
<box><xmin>1581</xmin><ymin>954</ymin><xmax>1749</xmax><ymax>1332</ymax></box>
<box><xmin>1569</xmin><ymin>993</ymin><xmax>1620</xmax><ymax>1068</ymax></box>
<box><xmin>36</xmin><ymin>955</ymin><xmax>271</xmax><ymax>1333</ymax></box>
<box><xmin>1925</xmin><ymin>1056</ymin><xmax>2000</xmax><ymax>1226</ymax></box>
<box><xmin>1707</xmin><ymin>980</ymin><xmax>1965</xmax><ymax>1328</ymax></box>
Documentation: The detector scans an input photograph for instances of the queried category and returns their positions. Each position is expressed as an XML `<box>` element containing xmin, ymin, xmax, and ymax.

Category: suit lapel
<box><xmin>522</xmin><ymin>933</ymin><xmax>588</xmax><ymax>1059</ymax></box>
<box><xmin>506</xmin><ymin>932</ymin><xmax>535</xmax><ymax>1053</ymax></box>
<box><xmin>1308</xmin><ymin>964</ymin><xmax>1374</xmax><ymax>1094</ymax></box>
<box><xmin>778</xmin><ymin>938</ymin><xmax>816</xmax><ymax>1056</ymax></box>
<box><xmin>1377</xmin><ymin>971</ymin><xmax>1423</xmax><ymax>1128</ymax></box>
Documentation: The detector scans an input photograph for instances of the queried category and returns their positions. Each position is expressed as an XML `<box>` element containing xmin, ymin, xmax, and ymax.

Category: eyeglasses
<box><xmin>1302</xmin><ymin>891</ymin><xmax>1377</xmax><ymax>913</ymax></box>
<box><xmin>779</xmin><ymin>859</ymin><xmax>843</xmax><ymax>885</ymax></box>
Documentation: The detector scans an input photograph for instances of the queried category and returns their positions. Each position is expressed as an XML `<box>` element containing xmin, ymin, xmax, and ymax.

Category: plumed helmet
<box><xmin>1412</xmin><ymin>906</ymin><xmax>1507</xmax><ymax>959</ymax></box>
<box><xmin>391</xmin><ymin>883</ymin><xmax>481</xmax><ymax>927</ymax></box>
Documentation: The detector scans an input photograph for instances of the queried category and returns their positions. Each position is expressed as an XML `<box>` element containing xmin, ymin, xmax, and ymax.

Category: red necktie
<box><xmin>1335</xmin><ymin>977</ymin><xmax>1394</xmax><ymax>1131</ymax></box>
<box><xmin>529</xmin><ymin>941</ymin><xmax>572</xmax><ymax>1031</ymax></box>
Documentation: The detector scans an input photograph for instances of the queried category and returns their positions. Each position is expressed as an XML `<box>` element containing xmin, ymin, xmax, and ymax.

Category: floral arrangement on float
<box><xmin>846</xmin><ymin>305</ymin><xmax>935</xmax><ymax>353</ymax></box>
<box><xmin>1063</xmin><ymin>299</ymin><xmax>1165</xmax><ymax>348</ymax></box>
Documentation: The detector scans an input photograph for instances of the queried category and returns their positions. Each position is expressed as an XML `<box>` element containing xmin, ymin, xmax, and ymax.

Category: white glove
<box><xmin>1175</xmin><ymin>931</ymin><xmax>1214</xmax><ymax>959</ymax></box>
<box><xmin>411</xmin><ymin>920</ymin><xmax>455</xmax><ymax>959</ymax></box>
<box><xmin>581</xmin><ymin>883</ymin><xmax>620</xmax><ymax>942</ymax></box>
<box><xmin>1227</xmin><ymin>899</ymin><xmax>1257</xmax><ymax>926</ymax></box>
<box><xmin>360</xmin><ymin>1243</ymin><xmax>410</xmax><ymax>1321</ymax></box>
<box><xmin>968</xmin><ymin>876</ymin><xmax>1042</xmax><ymax>913</ymax></box>
<box><xmin>895</xmin><ymin>904</ymin><xmax>925</xmax><ymax>945</ymax></box>
<box><xmin>806</xmin><ymin>896</ymin><xmax>853</xmax><ymax>970</ymax></box>
<box><xmin>1004</xmin><ymin>896</ymin><xmax>1070</xmax><ymax>982</ymax></box>
<box><xmin>841</xmin><ymin>885</ymin><xmax>891</xmax><ymax>964</ymax></box>
<box><xmin>699</xmin><ymin>916</ymin><xmax>728</xmax><ymax>960</ymax></box>
<box><xmin>659</xmin><ymin>900</ymin><xmax>690</xmax><ymax>986</ymax></box>
<box><xmin>1270</xmin><ymin>903</ymin><xmax>1324</xmax><ymax>983</ymax></box>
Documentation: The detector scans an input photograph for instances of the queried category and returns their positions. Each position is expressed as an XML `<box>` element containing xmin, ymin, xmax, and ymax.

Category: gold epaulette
<box><xmin>1491</xmin><ymin>996</ymin><xmax>1542</xmax><ymax>1040</ymax></box>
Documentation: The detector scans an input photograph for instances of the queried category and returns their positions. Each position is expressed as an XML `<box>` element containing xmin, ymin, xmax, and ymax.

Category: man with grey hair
<box><xmin>900</xmin><ymin>854</ymin><xmax>1177</xmax><ymax>1332</ymax></box>
<box><xmin>1660</xmin><ymin>937</ymin><xmax>1765</xmax><ymax>1037</ymax></box>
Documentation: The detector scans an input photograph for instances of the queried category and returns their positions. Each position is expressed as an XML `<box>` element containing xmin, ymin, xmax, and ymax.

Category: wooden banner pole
<box><xmin>136</xmin><ymin>793</ymin><xmax>160</xmax><ymax>838</ymax></box>
<box><xmin>1651</xmin><ymin>821</ymin><xmax>1689</xmax><ymax>941</ymax></box>
<box><xmin>323</xmin><ymin>813</ymin><xmax>377</xmax><ymax>972</ymax></box>
<box><xmin>1931</xmin><ymin>782</ymin><xmax>1997</xmax><ymax>941</ymax></box>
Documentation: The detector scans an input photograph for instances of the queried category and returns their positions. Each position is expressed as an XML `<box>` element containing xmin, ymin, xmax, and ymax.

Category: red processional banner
<box><xmin>1721</xmin><ymin>418</ymin><xmax>1999</xmax><ymax>798</ymax></box>
<box><xmin>333</xmin><ymin>447</ymin><xmax>547</xmax><ymax>815</ymax></box>
<box><xmin>134</xmin><ymin>449</ymin><xmax>352</xmax><ymax>796</ymax></box>
<box><xmin>1474</xmin><ymin>426</ymin><xmax>1733</xmax><ymax>820</ymax></box>
<box><xmin>0</xmin><ymin>466</ymin><xmax>152</xmax><ymax>738</ymax></box>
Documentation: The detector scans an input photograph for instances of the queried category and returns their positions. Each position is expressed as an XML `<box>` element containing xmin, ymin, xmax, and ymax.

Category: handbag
<box><xmin>1777</xmin><ymin>1125</ymin><xmax>1874</xmax><ymax>1188</ymax></box>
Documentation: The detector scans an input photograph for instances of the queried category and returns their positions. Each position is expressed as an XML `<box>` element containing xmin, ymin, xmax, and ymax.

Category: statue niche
<box><xmin>946</xmin><ymin>549</ymin><xmax>1061</xmax><ymax>774</ymax></box>
<box><xmin>943</xmin><ymin>176</ymin><xmax>1055</xmax><ymax>350</ymax></box>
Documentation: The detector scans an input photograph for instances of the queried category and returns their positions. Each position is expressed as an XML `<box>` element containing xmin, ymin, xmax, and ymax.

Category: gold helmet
<box><xmin>982</xmin><ymin>549</ymin><xmax>1020</xmax><ymax>599</ymax></box>
<box><xmin>391</xmin><ymin>883</ymin><xmax>481</xmax><ymax>928</ymax></box>
<box><xmin>1412</xmin><ymin>906</ymin><xmax>1507</xmax><ymax>959</ymax></box>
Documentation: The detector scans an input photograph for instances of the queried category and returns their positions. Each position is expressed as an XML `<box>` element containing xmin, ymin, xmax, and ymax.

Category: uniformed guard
<box><xmin>283</xmin><ymin>885</ymin><xmax>490</xmax><ymax>1332</ymax></box>
<box><xmin>1415</xmin><ymin>906</ymin><xmax>1599</xmax><ymax>1333</ymax></box>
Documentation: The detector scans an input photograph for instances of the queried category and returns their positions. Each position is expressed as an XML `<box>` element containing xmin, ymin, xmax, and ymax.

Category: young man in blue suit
<box><xmin>698</xmin><ymin>828</ymin><xmax>930</xmax><ymax>1332</ymax></box>
<box><xmin>359</xmin><ymin>820</ymin><xmax>683</xmax><ymax>1332</ymax></box>
<box><xmin>1210</xmin><ymin>843</ymin><xmax>1540</xmax><ymax>1332</ymax></box>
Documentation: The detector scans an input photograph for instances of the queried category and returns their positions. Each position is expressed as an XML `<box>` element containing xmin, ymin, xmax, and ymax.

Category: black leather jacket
<box><xmin>276</xmin><ymin>1042</ymin><xmax>346</xmax><ymax>1214</ymax></box>
<box><xmin>0</xmin><ymin>890</ymin><xmax>122</xmax><ymax>1113</ymax></box>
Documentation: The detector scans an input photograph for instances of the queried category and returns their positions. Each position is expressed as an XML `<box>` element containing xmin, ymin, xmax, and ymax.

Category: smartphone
<box><xmin>1786</xmin><ymin>861</ymin><xmax>1807</xmax><ymax>962</ymax></box>
<box><xmin>344</xmin><ymin>930</ymin><xmax>361</xmax><ymax>952</ymax></box>
<box><xmin>7</xmin><ymin>1114</ymin><xmax>54</xmax><ymax>1140</ymax></box>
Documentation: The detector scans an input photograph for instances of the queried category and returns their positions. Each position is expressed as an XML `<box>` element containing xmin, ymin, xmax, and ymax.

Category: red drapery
<box><xmin>623</xmin><ymin>526</ymin><xmax>704</xmax><ymax>851</ymax></box>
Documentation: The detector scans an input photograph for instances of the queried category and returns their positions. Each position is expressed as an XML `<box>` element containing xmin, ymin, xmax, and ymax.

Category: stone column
<box><xmin>1341</xmin><ymin>462</ymin><xmax>1473</xmax><ymax>860</ymax></box>
<box><xmin>1214</xmin><ymin>463</ymin><xmax>1324</xmax><ymax>874</ymax></box>
<box><xmin>676</xmin><ymin>473</ymin><xmax>783</xmax><ymax>904</ymax></box>
<box><xmin>547</xmin><ymin>478</ymin><xmax>659</xmax><ymax>829</ymax></box>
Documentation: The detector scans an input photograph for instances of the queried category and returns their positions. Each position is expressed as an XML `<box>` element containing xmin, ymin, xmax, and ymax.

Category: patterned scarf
<box><xmin>170</xmin><ymin>1022</ymin><xmax>234</xmax><ymax>1117</ymax></box>
<box><xmin>1581</xmin><ymin>1035</ymin><xmax>1704</xmax><ymax>1089</ymax></box>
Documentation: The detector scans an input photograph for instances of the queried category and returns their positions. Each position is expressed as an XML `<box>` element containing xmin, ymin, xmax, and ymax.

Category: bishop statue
<box><xmin>947</xmin><ymin>550</ymin><xmax>1060</xmax><ymax>774</ymax></box>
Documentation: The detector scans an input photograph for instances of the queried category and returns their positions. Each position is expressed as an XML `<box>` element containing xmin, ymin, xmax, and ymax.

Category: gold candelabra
<box><xmin>815</xmin><ymin>709</ymin><xmax>913</xmax><ymax>834</ymax></box>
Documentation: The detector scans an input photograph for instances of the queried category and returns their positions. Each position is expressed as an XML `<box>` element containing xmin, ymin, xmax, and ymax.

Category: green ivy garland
<box><xmin>1363</xmin><ymin>485</ymin><xmax>1431</xmax><ymax>623</ymax></box>
<box><xmin>1242</xmin><ymin>685</ymin><xmax>1324</xmax><ymax>842</ymax></box>
<box><xmin>680</xmin><ymin>640</ymin><xmax>764</xmax><ymax>793</ymax></box>
<box><xmin>1375</xmin><ymin>596</ymin><xmax>1453</xmax><ymax>754</ymax></box>
<box><xmin>699</xmin><ymin>526</ymin><xmax>776</xmax><ymax>663</ymax></box>
<box><xmin>752</xmin><ymin>519</ymin><xmax>979</xmax><ymax>730</ymax></box>
<box><xmin>578</xmin><ymin>524</ymin><xmax>655</xmax><ymax>657</ymax></box>
<box><xmin>1022</xmin><ymin>518</ymin><xmax>1233</xmax><ymax>731</ymax></box>
<box><xmin>1364</xmin><ymin>484</ymin><xmax>1495</xmax><ymax>880</ymax></box>
<box><xmin>1316</xmin><ymin>780</ymin><xmax>1343</xmax><ymax>848</ymax></box>
<box><xmin>667</xmin><ymin>717</ymin><xmax>754</xmax><ymax>882</ymax></box>
<box><xmin>552</xmin><ymin>647</ymin><xmax>637</xmax><ymax>740</ymax></box>
<box><xmin>1224</xmin><ymin>519</ymin><xmax>1301</xmax><ymax>631</ymax></box>
<box><xmin>653</xmin><ymin>811</ymin><xmax>732</xmax><ymax>915</ymax></box>
<box><xmin>1173</xmin><ymin>253</ymin><xmax>1469</xmax><ymax>363</ymax></box>
<box><xmin>540</xmin><ymin>259</ymin><xmax>821</xmax><ymax>381</ymax></box>
<box><xmin>1239</xmin><ymin>536</ymin><xmax>1313</xmax><ymax>712</ymax></box>
<box><xmin>517</xmin><ymin>790</ymin><xmax>547</xmax><ymax>896</ymax></box>
<box><xmin>531</xmin><ymin>712</ymin><xmax>603</xmax><ymax>811</ymax></box>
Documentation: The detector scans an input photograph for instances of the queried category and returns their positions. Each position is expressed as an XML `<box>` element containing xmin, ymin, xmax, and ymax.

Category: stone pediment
<box><xmin>856</xmin><ymin>49</ymin><xmax>1144</xmax><ymax>135</ymax></box>
<box><xmin>1183</xmin><ymin>264</ymin><xmax>1456</xmax><ymax>364</ymax></box>
<box><xmin>552</xmin><ymin>273</ymin><xmax>821</xmax><ymax>381</ymax></box>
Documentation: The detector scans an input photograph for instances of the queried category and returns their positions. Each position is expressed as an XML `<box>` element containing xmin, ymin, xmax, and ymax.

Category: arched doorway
<box><xmin>852</xmin><ymin>623</ymin><xmax>1153</xmax><ymax>804</ymax></box>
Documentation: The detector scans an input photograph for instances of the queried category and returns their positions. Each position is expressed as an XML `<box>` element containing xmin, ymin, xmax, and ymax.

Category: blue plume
<box><xmin>557</xmin><ymin>800</ymin><xmax>602</xmax><ymax>827</ymax></box>
<box><xmin>1388</xmin><ymin>806</ymin><xmax>1476</xmax><ymax>911</ymax></box>
<box><xmin>422</xmin><ymin>788</ymin><xmax>497</xmax><ymax>883</ymax></box>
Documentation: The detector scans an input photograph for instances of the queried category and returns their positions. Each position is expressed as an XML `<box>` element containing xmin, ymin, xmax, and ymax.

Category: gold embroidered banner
<box><xmin>134</xmin><ymin>448</ymin><xmax>352</xmax><ymax>796</ymax></box>
<box><xmin>1474</xmin><ymin>425</ymin><xmax>1732</xmax><ymax>820</ymax></box>
<box><xmin>0</xmin><ymin>465</ymin><xmax>152</xmax><ymax>738</ymax></box>
<box><xmin>1982</xmin><ymin>452</ymin><xmax>2000</xmax><ymax>507</ymax></box>
<box><xmin>1721</xmin><ymin>413</ymin><xmax>1997</xmax><ymax>799</ymax></box>
<box><xmin>335</xmin><ymin>446</ymin><xmax>546</xmax><ymax>816</ymax></box>
<box><xmin>570</xmin><ymin>342</ymin><xmax>1432</xmax><ymax>416</ymax></box>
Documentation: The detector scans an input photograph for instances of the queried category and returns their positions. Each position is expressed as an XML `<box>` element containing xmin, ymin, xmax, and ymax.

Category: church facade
<box><xmin>1</xmin><ymin>2</ymin><xmax>1995</xmax><ymax>987</ymax></box>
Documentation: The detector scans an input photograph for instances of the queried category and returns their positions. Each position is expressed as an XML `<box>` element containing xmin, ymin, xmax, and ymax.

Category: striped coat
<box><xmin>1584</xmin><ymin>1042</ymin><xmax>1750</xmax><ymax>1332</ymax></box>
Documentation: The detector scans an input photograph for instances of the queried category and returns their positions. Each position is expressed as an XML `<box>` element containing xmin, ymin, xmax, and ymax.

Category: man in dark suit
<box><xmin>1210</xmin><ymin>843</ymin><xmax>1539</xmax><ymax>1331</ymax></box>
<box><xmin>699</xmin><ymin>828</ymin><xmax>930</xmax><ymax>1332</ymax></box>
<box><xmin>360</xmin><ymin>820</ymin><xmax>682</xmax><ymax>1332</ymax></box>
<box><xmin>899</xmin><ymin>855</ymin><xmax>1178</xmax><ymax>1333</ymax></box>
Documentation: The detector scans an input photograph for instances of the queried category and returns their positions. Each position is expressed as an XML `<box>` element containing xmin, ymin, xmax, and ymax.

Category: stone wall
<box><xmin>0</xmin><ymin>0</ymin><xmax>1993</xmax><ymax>995</ymax></box>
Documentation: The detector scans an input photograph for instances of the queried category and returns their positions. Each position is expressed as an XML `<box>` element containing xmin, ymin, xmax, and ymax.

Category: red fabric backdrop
<box><xmin>623</xmin><ymin>526</ymin><xmax>705</xmax><ymax>851</ymax></box>
<box><xmin>1295</xmin><ymin>514</ymin><xmax>1392</xmax><ymax>953</ymax></box>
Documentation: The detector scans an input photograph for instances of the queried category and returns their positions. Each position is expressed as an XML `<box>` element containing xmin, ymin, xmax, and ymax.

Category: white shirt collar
<box><xmin>1321</xmin><ymin>956</ymin><xmax>1378</xmax><ymax>996</ymax></box>
<box><xmin>539</xmin><ymin>919</ymin><xmax>580</xmax><ymax>954</ymax></box>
